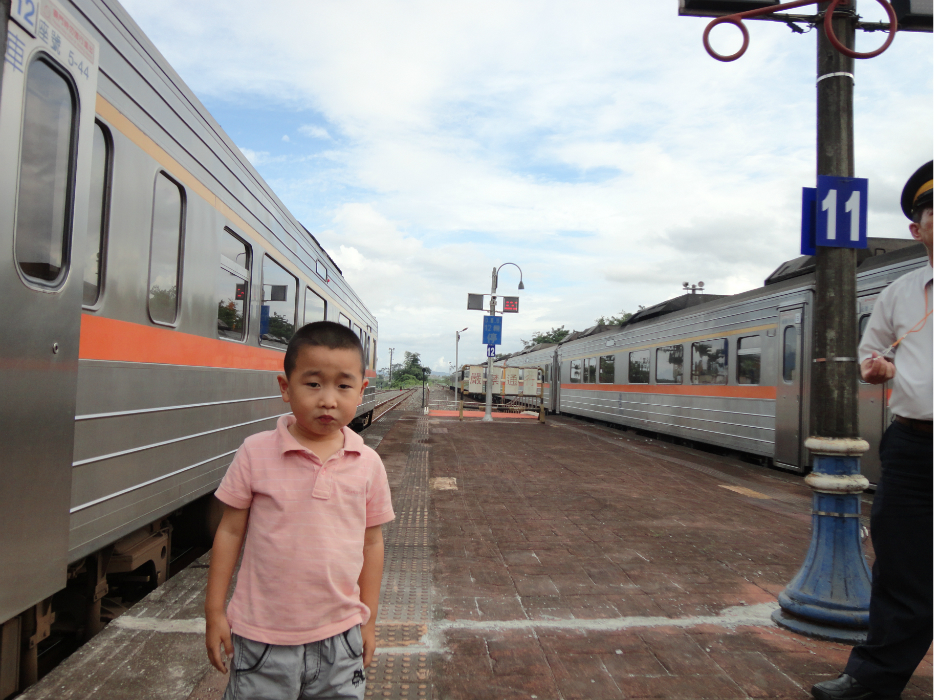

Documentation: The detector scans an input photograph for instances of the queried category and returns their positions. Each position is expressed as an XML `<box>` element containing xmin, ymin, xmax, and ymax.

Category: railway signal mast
<box><xmin>680</xmin><ymin>0</ymin><xmax>931</xmax><ymax>643</ymax></box>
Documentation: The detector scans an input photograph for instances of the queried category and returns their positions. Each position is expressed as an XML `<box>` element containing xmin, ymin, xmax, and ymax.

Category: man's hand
<box><xmin>361</xmin><ymin>620</ymin><xmax>376</xmax><ymax>667</ymax></box>
<box><xmin>860</xmin><ymin>352</ymin><xmax>895</xmax><ymax>384</ymax></box>
<box><xmin>205</xmin><ymin>610</ymin><xmax>233</xmax><ymax>673</ymax></box>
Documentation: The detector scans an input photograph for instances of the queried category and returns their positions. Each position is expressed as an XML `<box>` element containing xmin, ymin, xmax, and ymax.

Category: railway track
<box><xmin>371</xmin><ymin>388</ymin><xmax>421</xmax><ymax>424</ymax></box>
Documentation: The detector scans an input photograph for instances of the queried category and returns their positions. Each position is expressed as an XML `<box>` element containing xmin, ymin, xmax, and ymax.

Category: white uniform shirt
<box><xmin>858</xmin><ymin>264</ymin><xmax>933</xmax><ymax>421</ymax></box>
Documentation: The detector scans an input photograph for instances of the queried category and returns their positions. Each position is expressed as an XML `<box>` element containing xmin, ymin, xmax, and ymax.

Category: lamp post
<box><xmin>388</xmin><ymin>348</ymin><xmax>395</xmax><ymax>388</ymax></box>
<box><xmin>483</xmin><ymin>263</ymin><xmax>524</xmax><ymax>422</ymax></box>
<box><xmin>455</xmin><ymin>327</ymin><xmax>467</xmax><ymax>399</ymax></box>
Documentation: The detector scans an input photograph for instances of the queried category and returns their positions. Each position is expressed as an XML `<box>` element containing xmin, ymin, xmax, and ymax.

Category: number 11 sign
<box><xmin>815</xmin><ymin>175</ymin><xmax>868</xmax><ymax>249</ymax></box>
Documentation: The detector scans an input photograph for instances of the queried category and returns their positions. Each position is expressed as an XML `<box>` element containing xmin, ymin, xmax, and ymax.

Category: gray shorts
<box><xmin>222</xmin><ymin>625</ymin><xmax>366</xmax><ymax>700</ymax></box>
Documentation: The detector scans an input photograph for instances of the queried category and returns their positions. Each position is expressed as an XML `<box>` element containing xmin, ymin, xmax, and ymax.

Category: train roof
<box><xmin>763</xmin><ymin>237</ymin><xmax>922</xmax><ymax>286</ymax></box>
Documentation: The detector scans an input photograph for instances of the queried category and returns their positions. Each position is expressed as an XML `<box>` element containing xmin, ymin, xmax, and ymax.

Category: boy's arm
<box><xmin>205</xmin><ymin>504</ymin><xmax>250</xmax><ymax>673</ymax></box>
<box><xmin>358</xmin><ymin>524</ymin><xmax>385</xmax><ymax>668</ymax></box>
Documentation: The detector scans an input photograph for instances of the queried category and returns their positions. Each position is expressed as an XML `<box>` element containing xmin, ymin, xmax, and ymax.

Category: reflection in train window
<box><xmin>599</xmin><ymin>355</ymin><xmax>615</xmax><ymax>383</ymax></box>
<box><xmin>148</xmin><ymin>174</ymin><xmax>185</xmax><ymax>324</ymax></box>
<box><xmin>304</xmin><ymin>287</ymin><xmax>326</xmax><ymax>325</ymax></box>
<box><xmin>260</xmin><ymin>255</ymin><xmax>296</xmax><ymax>349</ymax></box>
<box><xmin>339</xmin><ymin>313</ymin><xmax>351</xmax><ymax>328</ymax></box>
<box><xmin>217</xmin><ymin>229</ymin><xmax>250</xmax><ymax>341</ymax></box>
<box><xmin>570</xmin><ymin>359</ymin><xmax>582</xmax><ymax>383</ymax></box>
<box><xmin>736</xmin><ymin>336</ymin><xmax>761</xmax><ymax>385</ymax></box>
<box><xmin>782</xmin><ymin>326</ymin><xmax>797</xmax><ymax>382</ymax></box>
<box><xmin>15</xmin><ymin>58</ymin><xmax>77</xmax><ymax>285</ymax></box>
<box><xmin>629</xmin><ymin>350</ymin><xmax>650</xmax><ymax>383</ymax></box>
<box><xmin>584</xmin><ymin>357</ymin><xmax>597</xmax><ymax>383</ymax></box>
<box><xmin>656</xmin><ymin>345</ymin><xmax>683</xmax><ymax>384</ymax></box>
<box><xmin>857</xmin><ymin>315</ymin><xmax>871</xmax><ymax>384</ymax></box>
<box><xmin>84</xmin><ymin>122</ymin><xmax>112</xmax><ymax>305</ymax></box>
<box><xmin>691</xmin><ymin>338</ymin><xmax>728</xmax><ymax>385</ymax></box>
<box><xmin>353</xmin><ymin>323</ymin><xmax>363</xmax><ymax>340</ymax></box>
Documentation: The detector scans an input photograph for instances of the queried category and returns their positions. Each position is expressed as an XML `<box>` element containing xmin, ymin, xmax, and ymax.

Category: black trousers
<box><xmin>844</xmin><ymin>420</ymin><xmax>933</xmax><ymax>696</ymax></box>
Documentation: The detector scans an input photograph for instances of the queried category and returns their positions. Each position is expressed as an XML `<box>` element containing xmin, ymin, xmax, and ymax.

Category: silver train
<box><xmin>459</xmin><ymin>241</ymin><xmax>925</xmax><ymax>482</ymax></box>
<box><xmin>0</xmin><ymin>1</ymin><xmax>377</xmax><ymax>693</ymax></box>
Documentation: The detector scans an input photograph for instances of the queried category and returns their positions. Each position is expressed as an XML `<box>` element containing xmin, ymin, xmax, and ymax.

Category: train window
<box><xmin>629</xmin><ymin>350</ymin><xmax>650</xmax><ymax>383</ymax></box>
<box><xmin>339</xmin><ymin>313</ymin><xmax>351</xmax><ymax>328</ymax></box>
<box><xmin>84</xmin><ymin>122</ymin><xmax>112</xmax><ymax>306</ymax></box>
<box><xmin>858</xmin><ymin>314</ymin><xmax>871</xmax><ymax>341</ymax></box>
<box><xmin>570</xmin><ymin>359</ymin><xmax>582</xmax><ymax>383</ymax></box>
<box><xmin>353</xmin><ymin>323</ymin><xmax>363</xmax><ymax>340</ymax></box>
<box><xmin>584</xmin><ymin>357</ymin><xmax>597</xmax><ymax>383</ymax></box>
<box><xmin>148</xmin><ymin>173</ymin><xmax>185</xmax><ymax>325</ymax></box>
<box><xmin>316</xmin><ymin>259</ymin><xmax>328</xmax><ymax>280</ymax></box>
<box><xmin>260</xmin><ymin>255</ymin><xmax>297</xmax><ymax>349</ymax></box>
<box><xmin>216</xmin><ymin>229</ymin><xmax>250</xmax><ymax>341</ymax></box>
<box><xmin>599</xmin><ymin>355</ymin><xmax>615</xmax><ymax>383</ymax></box>
<box><xmin>782</xmin><ymin>326</ymin><xmax>797</xmax><ymax>382</ymax></box>
<box><xmin>372</xmin><ymin>338</ymin><xmax>377</xmax><ymax>370</ymax></box>
<box><xmin>736</xmin><ymin>336</ymin><xmax>761</xmax><ymax>385</ymax></box>
<box><xmin>304</xmin><ymin>288</ymin><xmax>327</xmax><ymax>324</ymax></box>
<box><xmin>655</xmin><ymin>345</ymin><xmax>683</xmax><ymax>384</ymax></box>
<box><xmin>691</xmin><ymin>338</ymin><xmax>728</xmax><ymax>385</ymax></box>
<box><xmin>15</xmin><ymin>58</ymin><xmax>78</xmax><ymax>286</ymax></box>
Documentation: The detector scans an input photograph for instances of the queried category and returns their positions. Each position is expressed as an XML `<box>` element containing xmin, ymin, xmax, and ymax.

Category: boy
<box><xmin>205</xmin><ymin>321</ymin><xmax>394</xmax><ymax>700</ymax></box>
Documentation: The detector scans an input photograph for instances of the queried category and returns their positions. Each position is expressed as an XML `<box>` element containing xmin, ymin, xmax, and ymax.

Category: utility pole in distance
<box><xmin>388</xmin><ymin>348</ymin><xmax>395</xmax><ymax>387</ymax></box>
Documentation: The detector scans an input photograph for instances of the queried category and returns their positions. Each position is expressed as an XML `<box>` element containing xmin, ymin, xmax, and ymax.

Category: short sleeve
<box><xmin>215</xmin><ymin>443</ymin><xmax>254</xmax><ymax>510</ymax></box>
<box><xmin>365</xmin><ymin>454</ymin><xmax>395</xmax><ymax>528</ymax></box>
<box><xmin>858</xmin><ymin>284</ymin><xmax>897</xmax><ymax>363</ymax></box>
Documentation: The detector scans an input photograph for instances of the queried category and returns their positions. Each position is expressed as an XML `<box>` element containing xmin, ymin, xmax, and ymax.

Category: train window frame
<box><xmin>655</xmin><ymin>345</ymin><xmax>684</xmax><ymax>385</ymax></box>
<box><xmin>628</xmin><ymin>349</ymin><xmax>650</xmax><ymax>384</ymax></box>
<box><xmin>14</xmin><ymin>54</ymin><xmax>80</xmax><ymax>290</ymax></box>
<box><xmin>259</xmin><ymin>254</ymin><xmax>298</xmax><ymax>350</ymax></box>
<box><xmin>690</xmin><ymin>338</ymin><xmax>728</xmax><ymax>385</ymax></box>
<box><xmin>570</xmin><ymin>359</ymin><xmax>582</xmax><ymax>383</ymax></box>
<box><xmin>216</xmin><ymin>228</ymin><xmax>251</xmax><ymax>343</ymax></box>
<box><xmin>304</xmin><ymin>286</ymin><xmax>327</xmax><ymax>325</ymax></box>
<box><xmin>599</xmin><ymin>355</ymin><xmax>615</xmax><ymax>384</ymax></box>
<box><xmin>736</xmin><ymin>335</ymin><xmax>762</xmax><ymax>386</ymax></box>
<box><xmin>146</xmin><ymin>172</ymin><xmax>186</xmax><ymax>327</ymax></box>
<box><xmin>857</xmin><ymin>314</ymin><xmax>871</xmax><ymax>384</ymax></box>
<box><xmin>782</xmin><ymin>325</ymin><xmax>798</xmax><ymax>383</ymax></box>
<box><xmin>339</xmin><ymin>313</ymin><xmax>351</xmax><ymax>328</ymax></box>
<box><xmin>82</xmin><ymin>120</ymin><xmax>113</xmax><ymax>308</ymax></box>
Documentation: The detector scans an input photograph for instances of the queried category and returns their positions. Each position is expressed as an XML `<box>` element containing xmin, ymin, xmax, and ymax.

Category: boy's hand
<box><xmin>206</xmin><ymin>611</ymin><xmax>233</xmax><ymax>673</ymax></box>
<box><xmin>361</xmin><ymin>620</ymin><xmax>376</xmax><ymax>667</ymax></box>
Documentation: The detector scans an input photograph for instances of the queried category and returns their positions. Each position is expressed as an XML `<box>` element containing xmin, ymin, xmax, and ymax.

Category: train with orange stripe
<box><xmin>0</xmin><ymin>1</ymin><xmax>377</xmax><ymax>691</ymax></box>
<box><xmin>481</xmin><ymin>240</ymin><xmax>925</xmax><ymax>483</ymax></box>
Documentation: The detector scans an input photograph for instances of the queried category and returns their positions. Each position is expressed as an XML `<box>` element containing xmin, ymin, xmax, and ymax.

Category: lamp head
<box><xmin>518</xmin><ymin>280</ymin><xmax>525</xmax><ymax>290</ymax></box>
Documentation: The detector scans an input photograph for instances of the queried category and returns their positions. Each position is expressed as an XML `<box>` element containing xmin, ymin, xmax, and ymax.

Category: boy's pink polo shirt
<box><xmin>215</xmin><ymin>414</ymin><xmax>394</xmax><ymax>645</ymax></box>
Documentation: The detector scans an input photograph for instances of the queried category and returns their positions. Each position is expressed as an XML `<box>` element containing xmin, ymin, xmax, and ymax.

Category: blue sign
<box><xmin>487</xmin><ymin>344</ymin><xmax>496</xmax><ymax>357</ymax></box>
<box><xmin>482</xmin><ymin>315</ymin><xmax>502</xmax><ymax>345</ymax></box>
<box><xmin>815</xmin><ymin>175</ymin><xmax>868</xmax><ymax>249</ymax></box>
<box><xmin>260</xmin><ymin>305</ymin><xmax>270</xmax><ymax>335</ymax></box>
<box><xmin>801</xmin><ymin>187</ymin><xmax>817</xmax><ymax>256</ymax></box>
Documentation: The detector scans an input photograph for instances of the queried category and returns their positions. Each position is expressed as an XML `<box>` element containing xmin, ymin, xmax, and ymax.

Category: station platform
<box><xmin>21</xmin><ymin>411</ymin><xmax>932</xmax><ymax>700</ymax></box>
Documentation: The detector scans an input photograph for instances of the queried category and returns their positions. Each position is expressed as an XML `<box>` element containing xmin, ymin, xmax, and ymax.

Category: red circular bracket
<box><xmin>703</xmin><ymin>16</ymin><xmax>751</xmax><ymax>63</ymax></box>
<box><xmin>824</xmin><ymin>0</ymin><xmax>898</xmax><ymax>59</ymax></box>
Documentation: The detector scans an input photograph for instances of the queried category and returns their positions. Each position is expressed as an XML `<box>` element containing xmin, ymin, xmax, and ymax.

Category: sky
<box><xmin>121</xmin><ymin>0</ymin><xmax>932</xmax><ymax>373</ymax></box>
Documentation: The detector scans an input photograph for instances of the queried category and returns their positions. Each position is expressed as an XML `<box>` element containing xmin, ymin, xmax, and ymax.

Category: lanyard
<box><xmin>881</xmin><ymin>282</ymin><xmax>932</xmax><ymax>359</ymax></box>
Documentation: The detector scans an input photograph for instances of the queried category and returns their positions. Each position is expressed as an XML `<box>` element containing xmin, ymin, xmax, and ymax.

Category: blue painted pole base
<box><xmin>774</xmin><ymin>438</ymin><xmax>872</xmax><ymax>645</ymax></box>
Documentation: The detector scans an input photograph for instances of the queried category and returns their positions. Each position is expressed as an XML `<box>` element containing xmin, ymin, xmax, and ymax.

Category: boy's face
<box><xmin>277</xmin><ymin>345</ymin><xmax>368</xmax><ymax>442</ymax></box>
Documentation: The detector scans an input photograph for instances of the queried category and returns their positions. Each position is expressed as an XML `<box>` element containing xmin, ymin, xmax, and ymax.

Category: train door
<box><xmin>856</xmin><ymin>294</ymin><xmax>884</xmax><ymax>483</ymax></box>
<box><xmin>0</xmin><ymin>3</ymin><xmax>100</xmax><ymax>624</ymax></box>
<box><xmin>550</xmin><ymin>350</ymin><xmax>560</xmax><ymax>413</ymax></box>
<box><xmin>774</xmin><ymin>305</ymin><xmax>804</xmax><ymax>470</ymax></box>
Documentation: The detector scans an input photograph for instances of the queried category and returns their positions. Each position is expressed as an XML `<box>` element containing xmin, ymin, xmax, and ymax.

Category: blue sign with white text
<box><xmin>482</xmin><ymin>315</ymin><xmax>502</xmax><ymax>345</ymax></box>
<box><xmin>487</xmin><ymin>344</ymin><xmax>496</xmax><ymax>357</ymax></box>
<box><xmin>815</xmin><ymin>176</ymin><xmax>868</xmax><ymax>249</ymax></box>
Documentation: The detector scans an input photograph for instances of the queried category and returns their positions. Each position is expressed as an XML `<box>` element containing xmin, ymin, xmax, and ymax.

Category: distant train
<box><xmin>456</xmin><ymin>241</ymin><xmax>926</xmax><ymax>482</ymax></box>
<box><xmin>0</xmin><ymin>1</ymin><xmax>376</xmax><ymax>694</ymax></box>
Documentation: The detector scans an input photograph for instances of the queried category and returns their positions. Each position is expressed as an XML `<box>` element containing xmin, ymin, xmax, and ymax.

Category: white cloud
<box><xmin>123</xmin><ymin>0</ymin><xmax>932</xmax><ymax>369</ymax></box>
<box><xmin>298</xmin><ymin>124</ymin><xmax>331</xmax><ymax>140</ymax></box>
<box><xmin>282</xmin><ymin>134</ymin><xmax>290</xmax><ymax>142</ymax></box>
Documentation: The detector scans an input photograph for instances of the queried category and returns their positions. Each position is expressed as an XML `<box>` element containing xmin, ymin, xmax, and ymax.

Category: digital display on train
<box><xmin>503</xmin><ymin>297</ymin><xmax>519</xmax><ymax>313</ymax></box>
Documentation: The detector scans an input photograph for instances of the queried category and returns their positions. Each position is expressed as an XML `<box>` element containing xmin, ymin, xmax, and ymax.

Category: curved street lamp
<box><xmin>484</xmin><ymin>263</ymin><xmax>524</xmax><ymax>422</ymax></box>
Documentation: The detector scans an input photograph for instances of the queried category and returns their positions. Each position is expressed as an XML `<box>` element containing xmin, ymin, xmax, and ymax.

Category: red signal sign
<box><xmin>503</xmin><ymin>296</ymin><xmax>519</xmax><ymax>313</ymax></box>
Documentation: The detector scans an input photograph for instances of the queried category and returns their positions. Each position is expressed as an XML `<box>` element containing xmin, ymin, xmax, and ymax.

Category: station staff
<box><xmin>812</xmin><ymin>161</ymin><xmax>933</xmax><ymax>700</ymax></box>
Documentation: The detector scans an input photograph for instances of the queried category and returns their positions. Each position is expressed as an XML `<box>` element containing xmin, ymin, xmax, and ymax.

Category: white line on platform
<box><xmin>112</xmin><ymin>616</ymin><xmax>206</xmax><ymax>634</ymax></box>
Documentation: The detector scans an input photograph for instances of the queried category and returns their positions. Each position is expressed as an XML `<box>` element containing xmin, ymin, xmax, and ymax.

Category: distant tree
<box><xmin>521</xmin><ymin>326</ymin><xmax>570</xmax><ymax>349</ymax></box>
<box><xmin>594</xmin><ymin>305</ymin><xmax>645</xmax><ymax>326</ymax></box>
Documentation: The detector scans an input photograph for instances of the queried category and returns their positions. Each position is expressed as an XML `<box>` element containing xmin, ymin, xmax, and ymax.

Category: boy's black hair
<box><xmin>284</xmin><ymin>321</ymin><xmax>366</xmax><ymax>378</ymax></box>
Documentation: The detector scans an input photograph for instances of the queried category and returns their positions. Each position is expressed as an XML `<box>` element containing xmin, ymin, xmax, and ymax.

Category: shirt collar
<box><xmin>275</xmin><ymin>414</ymin><xmax>363</xmax><ymax>459</ymax></box>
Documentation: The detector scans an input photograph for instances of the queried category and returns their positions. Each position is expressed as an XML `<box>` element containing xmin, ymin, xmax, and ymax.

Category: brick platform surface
<box><xmin>20</xmin><ymin>408</ymin><xmax>931</xmax><ymax>700</ymax></box>
<box><xmin>426</xmin><ymin>414</ymin><xmax>932</xmax><ymax>700</ymax></box>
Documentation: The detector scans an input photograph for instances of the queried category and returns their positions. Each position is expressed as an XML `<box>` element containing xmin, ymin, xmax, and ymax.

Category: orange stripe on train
<box><xmin>559</xmin><ymin>383</ymin><xmax>776</xmax><ymax>399</ymax></box>
<box><xmin>80</xmin><ymin>314</ymin><xmax>286</xmax><ymax>371</ymax></box>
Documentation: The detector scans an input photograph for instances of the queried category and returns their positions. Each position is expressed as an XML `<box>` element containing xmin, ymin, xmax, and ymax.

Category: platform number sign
<box><xmin>487</xmin><ymin>344</ymin><xmax>496</xmax><ymax>357</ymax></box>
<box><xmin>11</xmin><ymin>0</ymin><xmax>38</xmax><ymax>36</ymax></box>
<box><xmin>815</xmin><ymin>176</ymin><xmax>868</xmax><ymax>249</ymax></box>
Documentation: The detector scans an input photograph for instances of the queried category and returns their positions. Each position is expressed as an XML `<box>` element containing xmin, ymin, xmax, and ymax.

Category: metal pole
<box><xmin>772</xmin><ymin>0</ymin><xmax>871</xmax><ymax>643</ymax></box>
<box><xmin>483</xmin><ymin>267</ymin><xmax>497</xmax><ymax>422</ymax></box>
<box><xmin>388</xmin><ymin>348</ymin><xmax>394</xmax><ymax>387</ymax></box>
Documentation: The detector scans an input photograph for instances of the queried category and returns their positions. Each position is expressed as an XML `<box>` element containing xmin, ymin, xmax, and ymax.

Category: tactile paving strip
<box><xmin>369</xmin><ymin>416</ymin><xmax>432</xmax><ymax>699</ymax></box>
